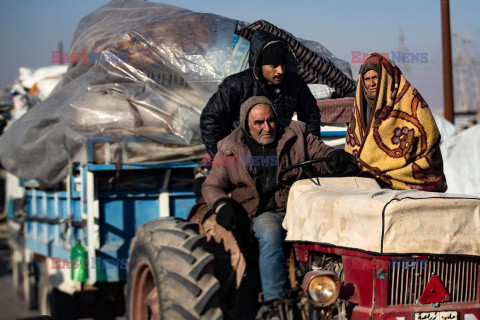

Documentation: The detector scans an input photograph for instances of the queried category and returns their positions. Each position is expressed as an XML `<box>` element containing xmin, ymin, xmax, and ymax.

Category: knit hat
<box><xmin>260</xmin><ymin>42</ymin><xmax>287</xmax><ymax>66</ymax></box>
<box><xmin>239</xmin><ymin>96</ymin><xmax>277</xmax><ymax>136</ymax></box>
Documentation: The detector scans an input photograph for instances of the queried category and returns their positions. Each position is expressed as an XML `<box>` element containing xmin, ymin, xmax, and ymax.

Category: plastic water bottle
<box><xmin>71</xmin><ymin>240</ymin><xmax>88</xmax><ymax>282</ymax></box>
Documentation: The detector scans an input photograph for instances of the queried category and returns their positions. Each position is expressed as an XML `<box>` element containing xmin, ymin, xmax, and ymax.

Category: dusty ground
<box><xmin>0</xmin><ymin>219</ymin><xmax>41</xmax><ymax>320</ymax></box>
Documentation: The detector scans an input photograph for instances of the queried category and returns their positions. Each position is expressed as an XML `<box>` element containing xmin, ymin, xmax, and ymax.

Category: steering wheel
<box><xmin>278</xmin><ymin>157</ymin><xmax>330</xmax><ymax>187</ymax></box>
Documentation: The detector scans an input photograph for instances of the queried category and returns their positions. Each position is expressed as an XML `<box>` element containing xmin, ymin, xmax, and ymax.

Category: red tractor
<box><xmin>127</xmin><ymin>162</ymin><xmax>480</xmax><ymax>319</ymax></box>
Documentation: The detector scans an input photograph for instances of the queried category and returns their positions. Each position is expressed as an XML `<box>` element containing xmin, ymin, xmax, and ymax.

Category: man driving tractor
<box><xmin>201</xmin><ymin>96</ymin><xmax>357</xmax><ymax>319</ymax></box>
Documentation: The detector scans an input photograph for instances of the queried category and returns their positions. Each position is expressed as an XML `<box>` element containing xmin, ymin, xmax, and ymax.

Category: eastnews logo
<box><xmin>201</xmin><ymin>154</ymin><xmax>278</xmax><ymax>167</ymax></box>
<box><xmin>391</xmin><ymin>258</ymin><xmax>429</xmax><ymax>270</ymax></box>
<box><xmin>351</xmin><ymin>51</ymin><xmax>428</xmax><ymax>64</ymax></box>
<box><xmin>51</xmin><ymin>257</ymin><xmax>127</xmax><ymax>270</ymax></box>
<box><xmin>51</xmin><ymin>51</ymin><xmax>128</xmax><ymax>64</ymax></box>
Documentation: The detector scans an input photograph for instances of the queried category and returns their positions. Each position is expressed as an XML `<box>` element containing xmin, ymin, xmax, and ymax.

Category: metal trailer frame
<box><xmin>19</xmin><ymin>161</ymin><xmax>199</xmax><ymax>285</ymax></box>
<box><xmin>6</xmin><ymin>159</ymin><xmax>201</xmax><ymax>320</ymax></box>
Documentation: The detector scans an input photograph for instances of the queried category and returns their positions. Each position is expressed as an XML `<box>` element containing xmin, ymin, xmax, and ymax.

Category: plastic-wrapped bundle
<box><xmin>0</xmin><ymin>1</ymin><xmax>242</xmax><ymax>183</ymax></box>
<box><xmin>0</xmin><ymin>1</ymin><xmax>353</xmax><ymax>184</ymax></box>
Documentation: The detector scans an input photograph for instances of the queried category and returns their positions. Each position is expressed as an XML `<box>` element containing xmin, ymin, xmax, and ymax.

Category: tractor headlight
<box><xmin>302</xmin><ymin>270</ymin><xmax>340</xmax><ymax>307</ymax></box>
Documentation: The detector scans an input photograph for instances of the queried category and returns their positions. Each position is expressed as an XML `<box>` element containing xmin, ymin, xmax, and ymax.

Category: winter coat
<box><xmin>200</xmin><ymin>30</ymin><xmax>320</xmax><ymax>156</ymax></box>
<box><xmin>202</xmin><ymin>119</ymin><xmax>334</xmax><ymax>220</ymax></box>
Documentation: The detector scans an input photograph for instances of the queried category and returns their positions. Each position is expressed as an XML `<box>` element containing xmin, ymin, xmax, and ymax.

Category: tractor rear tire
<box><xmin>127</xmin><ymin>217</ymin><xmax>222</xmax><ymax>320</ymax></box>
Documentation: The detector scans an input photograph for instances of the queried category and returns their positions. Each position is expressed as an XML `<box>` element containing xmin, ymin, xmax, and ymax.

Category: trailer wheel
<box><xmin>127</xmin><ymin>217</ymin><xmax>222</xmax><ymax>320</ymax></box>
<box><xmin>23</xmin><ymin>260</ymin><xmax>38</xmax><ymax>309</ymax></box>
<box><xmin>38</xmin><ymin>265</ymin><xmax>52</xmax><ymax>316</ymax></box>
<box><xmin>11</xmin><ymin>249</ymin><xmax>22</xmax><ymax>295</ymax></box>
<box><xmin>21</xmin><ymin>249</ymin><xmax>38</xmax><ymax>310</ymax></box>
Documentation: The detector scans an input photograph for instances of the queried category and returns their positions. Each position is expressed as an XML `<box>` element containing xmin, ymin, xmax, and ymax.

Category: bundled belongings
<box><xmin>0</xmin><ymin>94</ymin><xmax>13</xmax><ymax>136</ymax></box>
<box><xmin>0</xmin><ymin>2</ymin><xmax>239</xmax><ymax>183</ymax></box>
<box><xmin>17</xmin><ymin>65</ymin><xmax>68</xmax><ymax>100</ymax></box>
<box><xmin>0</xmin><ymin>1</ymin><xmax>354</xmax><ymax>184</ymax></box>
<box><xmin>7</xmin><ymin>65</ymin><xmax>68</xmax><ymax>125</ymax></box>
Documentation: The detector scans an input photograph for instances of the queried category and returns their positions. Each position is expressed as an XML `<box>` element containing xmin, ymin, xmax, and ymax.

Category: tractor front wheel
<box><xmin>127</xmin><ymin>217</ymin><xmax>222</xmax><ymax>320</ymax></box>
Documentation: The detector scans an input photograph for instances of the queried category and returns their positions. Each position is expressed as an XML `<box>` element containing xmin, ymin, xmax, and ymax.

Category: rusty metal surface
<box><xmin>130</xmin><ymin>261</ymin><xmax>159</xmax><ymax>320</ymax></box>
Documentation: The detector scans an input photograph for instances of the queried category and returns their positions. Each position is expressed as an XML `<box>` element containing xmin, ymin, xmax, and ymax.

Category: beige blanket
<box><xmin>283</xmin><ymin>177</ymin><xmax>480</xmax><ymax>255</ymax></box>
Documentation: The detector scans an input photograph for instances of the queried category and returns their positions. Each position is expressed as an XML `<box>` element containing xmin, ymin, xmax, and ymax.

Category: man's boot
<box><xmin>255</xmin><ymin>300</ymin><xmax>286</xmax><ymax>320</ymax></box>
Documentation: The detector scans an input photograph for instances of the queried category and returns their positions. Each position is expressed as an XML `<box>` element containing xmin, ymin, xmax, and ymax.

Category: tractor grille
<box><xmin>389</xmin><ymin>258</ymin><xmax>479</xmax><ymax>305</ymax></box>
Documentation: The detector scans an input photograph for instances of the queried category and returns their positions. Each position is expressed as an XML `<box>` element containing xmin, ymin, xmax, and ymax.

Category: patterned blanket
<box><xmin>345</xmin><ymin>53</ymin><xmax>447</xmax><ymax>191</ymax></box>
<box><xmin>317</xmin><ymin>97</ymin><xmax>354</xmax><ymax>124</ymax></box>
<box><xmin>235</xmin><ymin>20</ymin><xmax>356</xmax><ymax>96</ymax></box>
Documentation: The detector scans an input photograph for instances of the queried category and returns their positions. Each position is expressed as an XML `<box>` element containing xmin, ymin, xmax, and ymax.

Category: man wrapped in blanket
<box><xmin>345</xmin><ymin>53</ymin><xmax>447</xmax><ymax>191</ymax></box>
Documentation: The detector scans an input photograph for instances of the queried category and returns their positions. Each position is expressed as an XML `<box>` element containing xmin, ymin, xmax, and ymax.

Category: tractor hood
<box><xmin>283</xmin><ymin>177</ymin><xmax>480</xmax><ymax>256</ymax></box>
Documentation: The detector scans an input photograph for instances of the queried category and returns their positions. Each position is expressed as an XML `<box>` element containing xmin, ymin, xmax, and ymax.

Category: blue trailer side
<box><xmin>7</xmin><ymin>160</ymin><xmax>201</xmax><ymax>316</ymax></box>
<box><xmin>21</xmin><ymin>161</ymin><xmax>198</xmax><ymax>282</ymax></box>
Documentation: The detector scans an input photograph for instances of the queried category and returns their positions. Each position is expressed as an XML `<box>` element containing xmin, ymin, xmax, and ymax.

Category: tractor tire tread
<box><xmin>127</xmin><ymin>217</ymin><xmax>221</xmax><ymax>320</ymax></box>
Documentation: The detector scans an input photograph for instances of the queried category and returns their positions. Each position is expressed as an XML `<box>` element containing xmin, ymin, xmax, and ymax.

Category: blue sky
<box><xmin>1</xmin><ymin>0</ymin><xmax>479</xmax><ymax>113</ymax></box>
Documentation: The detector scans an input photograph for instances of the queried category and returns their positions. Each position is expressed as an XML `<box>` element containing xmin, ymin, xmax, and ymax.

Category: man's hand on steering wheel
<box><xmin>326</xmin><ymin>149</ymin><xmax>358</xmax><ymax>174</ymax></box>
<box><xmin>278</xmin><ymin>150</ymin><xmax>359</xmax><ymax>187</ymax></box>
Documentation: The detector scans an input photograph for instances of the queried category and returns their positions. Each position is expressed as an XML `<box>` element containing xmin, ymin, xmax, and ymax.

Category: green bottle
<box><xmin>71</xmin><ymin>240</ymin><xmax>88</xmax><ymax>282</ymax></box>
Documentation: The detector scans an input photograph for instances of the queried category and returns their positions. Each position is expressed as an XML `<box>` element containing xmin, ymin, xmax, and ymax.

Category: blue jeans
<box><xmin>252</xmin><ymin>211</ymin><xmax>287</xmax><ymax>301</ymax></box>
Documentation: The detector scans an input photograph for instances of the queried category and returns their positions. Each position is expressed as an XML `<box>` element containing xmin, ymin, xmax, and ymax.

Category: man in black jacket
<box><xmin>200</xmin><ymin>30</ymin><xmax>320</xmax><ymax>158</ymax></box>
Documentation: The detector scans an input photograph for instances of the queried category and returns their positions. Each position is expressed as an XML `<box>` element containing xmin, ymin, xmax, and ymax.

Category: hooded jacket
<box><xmin>202</xmin><ymin>97</ymin><xmax>333</xmax><ymax>220</ymax></box>
<box><xmin>200</xmin><ymin>30</ymin><xmax>320</xmax><ymax>156</ymax></box>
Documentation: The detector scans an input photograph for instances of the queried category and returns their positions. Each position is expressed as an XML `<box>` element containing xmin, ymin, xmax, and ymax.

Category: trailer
<box><xmin>7</xmin><ymin>153</ymin><xmax>200</xmax><ymax>318</ymax></box>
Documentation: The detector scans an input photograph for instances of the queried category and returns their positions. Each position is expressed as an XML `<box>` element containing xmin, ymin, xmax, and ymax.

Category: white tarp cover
<box><xmin>284</xmin><ymin>177</ymin><xmax>480</xmax><ymax>256</ymax></box>
<box><xmin>432</xmin><ymin>113</ymin><xmax>458</xmax><ymax>140</ymax></box>
<box><xmin>441</xmin><ymin>124</ymin><xmax>480</xmax><ymax>197</ymax></box>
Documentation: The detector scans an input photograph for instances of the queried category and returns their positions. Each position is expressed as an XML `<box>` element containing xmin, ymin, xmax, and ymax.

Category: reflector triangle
<box><xmin>419</xmin><ymin>275</ymin><xmax>450</xmax><ymax>304</ymax></box>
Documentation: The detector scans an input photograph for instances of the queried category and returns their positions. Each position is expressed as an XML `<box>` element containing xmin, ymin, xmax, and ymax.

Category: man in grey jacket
<box><xmin>202</xmin><ymin>96</ymin><xmax>356</xmax><ymax>318</ymax></box>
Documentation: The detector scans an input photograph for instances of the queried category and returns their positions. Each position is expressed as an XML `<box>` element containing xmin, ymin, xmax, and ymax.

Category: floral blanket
<box><xmin>345</xmin><ymin>53</ymin><xmax>447</xmax><ymax>191</ymax></box>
